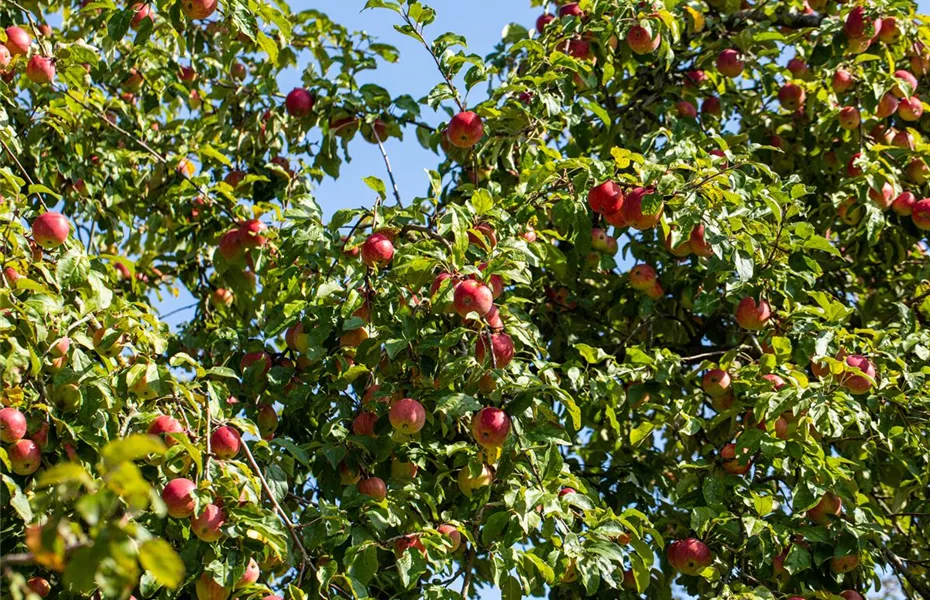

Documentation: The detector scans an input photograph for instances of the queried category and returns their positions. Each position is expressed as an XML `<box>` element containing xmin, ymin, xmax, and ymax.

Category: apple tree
<box><xmin>2</xmin><ymin>0</ymin><xmax>930</xmax><ymax>599</ymax></box>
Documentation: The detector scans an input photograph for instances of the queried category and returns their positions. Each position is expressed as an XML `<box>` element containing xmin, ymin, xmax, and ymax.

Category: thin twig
<box><xmin>373</xmin><ymin>130</ymin><xmax>403</xmax><ymax>208</ymax></box>
<box><xmin>400</xmin><ymin>8</ymin><xmax>465</xmax><ymax>112</ymax></box>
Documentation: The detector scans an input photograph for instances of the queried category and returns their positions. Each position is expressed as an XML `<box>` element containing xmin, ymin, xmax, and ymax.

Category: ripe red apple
<box><xmin>842</xmin><ymin>354</ymin><xmax>876</xmax><ymax>394</ymax></box>
<box><xmin>899</xmin><ymin>96</ymin><xmax>924</xmax><ymax>121</ymax></box>
<box><xmin>257</xmin><ymin>404</ymin><xmax>278</xmax><ymax>438</ymax></box>
<box><xmin>874</xmin><ymin>92</ymin><xmax>899</xmax><ymax>119</ymax></box>
<box><xmin>476</xmin><ymin>332</ymin><xmax>515</xmax><ymax>368</ymax></box>
<box><xmin>763</xmin><ymin>373</ymin><xmax>786</xmax><ymax>390</ymax></box>
<box><xmin>535</xmin><ymin>14</ymin><xmax>554</xmax><ymax>31</ymax></box>
<box><xmin>27</xmin><ymin>577</ymin><xmax>51</xmax><ymax>598</ymax></box>
<box><xmin>361</xmin><ymin>233</ymin><xmax>394</xmax><ymax>266</ymax></box>
<box><xmin>389</xmin><ymin>398</ymin><xmax>426</xmax><ymax>434</ymax></box>
<box><xmin>26</xmin><ymin>55</ymin><xmax>55</xmax><ymax>84</ymax></box>
<box><xmin>665</xmin><ymin>229</ymin><xmax>691</xmax><ymax>257</ymax></box>
<box><xmin>457</xmin><ymin>464</ymin><xmax>493</xmax><ymax>496</ymax></box>
<box><xmin>868</xmin><ymin>182</ymin><xmax>894</xmax><ymax>210</ymax></box>
<box><xmin>720</xmin><ymin>442</ymin><xmax>751</xmax><ymax>475</ymax></box>
<box><xmin>358</xmin><ymin>476</ymin><xmax>387</xmax><ymax>501</ymax></box>
<box><xmin>9</xmin><ymin>439</ymin><xmax>41</xmax><ymax>475</ymax></box>
<box><xmin>4</xmin><ymin>26</ymin><xmax>32</xmax><ymax>56</ymax></box>
<box><xmin>717</xmin><ymin>49</ymin><xmax>744</xmax><ymax>78</ymax></box>
<box><xmin>148</xmin><ymin>415</ymin><xmax>184</xmax><ymax>446</ymax></box>
<box><xmin>676</xmin><ymin>101</ymin><xmax>697</xmax><ymax>118</ymax></box>
<box><xmin>844</xmin><ymin>6</ymin><xmax>878</xmax><ymax>38</ymax></box>
<box><xmin>240</xmin><ymin>351</ymin><xmax>272</xmax><ymax>376</ymax></box>
<box><xmin>437</xmin><ymin>524</ymin><xmax>461</xmax><ymax>551</ymax></box>
<box><xmin>892</xmin><ymin>69</ymin><xmax>918</xmax><ymax>98</ymax></box>
<box><xmin>191</xmin><ymin>503</ymin><xmax>226</xmax><ymax>542</ymax></box>
<box><xmin>840</xmin><ymin>591</ymin><xmax>865</xmax><ymax>600</ymax></box>
<box><xmin>210</xmin><ymin>288</ymin><xmax>234</xmax><ymax>307</ymax></box>
<box><xmin>236</xmin><ymin>558</ymin><xmax>260</xmax><ymax>588</ymax></box>
<box><xmin>807</xmin><ymin>491</ymin><xmax>842</xmax><ymax>524</ymax></box>
<box><xmin>787</xmin><ymin>57</ymin><xmax>808</xmax><ymax>79</ymax></box>
<box><xmin>778</xmin><ymin>83</ymin><xmax>805</xmax><ymax>111</ymax></box>
<box><xmin>689</xmin><ymin>224</ymin><xmax>713</xmax><ymax>257</ymax></box>
<box><xmin>587</xmin><ymin>180</ymin><xmax>624</xmax><ymax>214</ymax></box>
<box><xmin>620</xmin><ymin>187</ymin><xmax>662</xmax><ymax>230</ymax></box>
<box><xmin>468</xmin><ymin>222</ymin><xmax>497</xmax><ymax>249</ymax></box>
<box><xmin>878</xmin><ymin>17</ymin><xmax>899</xmax><ymax>43</ymax></box>
<box><xmin>591</xmin><ymin>227</ymin><xmax>611</xmax><ymax>253</ymax></box>
<box><xmin>31</xmin><ymin>212</ymin><xmax>70</xmax><ymax>248</ymax></box>
<box><xmin>832</xmin><ymin>69</ymin><xmax>854</xmax><ymax>93</ymax></box>
<box><xmin>626</xmin><ymin>25</ymin><xmax>661</xmax><ymax>55</ymax></box>
<box><xmin>701</xmin><ymin>96</ymin><xmax>722</xmax><ymax>117</ymax></box>
<box><xmin>702</xmin><ymin>369</ymin><xmax>731</xmax><ymax>397</ymax></box>
<box><xmin>831</xmin><ymin>553</ymin><xmax>859</xmax><ymax>573</ymax></box>
<box><xmin>471</xmin><ymin>406</ymin><xmax>510</xmax><ymax>448</ymax></box>
<box><xmin>162</xmin><ymin>477</ymin><xmax>197</xmax><ymax>518</ymax></box>
<box><xmin>838</xmin><ymin>198</ymin><xmax>864</xmax><ymax>225</ymax></box>
<box><xmin>0</xmin><ymin>45</ymin><xmax>10</xmax><ymax>69</ymax></box>
<box><xmin>454</xmin><ymin>280</ymin><xmax>494</xmax><ymax>318</ymax></box>
<box><xmin>131</xmin><ymin>3</ymin><xmax>153</xmax><ymax>29</ymax></box>
<box><xmin>906</xmin><ymin>159</ymin><xmax>929</xmax><ymax>184</ymax></box>
<box><xmin>684</xmin><ymin>69</ymin><xmax>706</xmax><ymax>88</ymax></box>
<box><xmin>892</xmin><ymin>130</ymin><xmax>915</xmax><ymax>149</ymax></box>
<box><xmin>394</xmin><ymin>534</ymin><xmax>426</xmax><ymax>557</ymax></box>
<box><xmin>564</xmin><ymin>39</ymin><xmax>591</xmax><ymax>60</ymax></box>
<box><xmin>667</xmin><ymin>538</ymin><xmax>712</xmax><ymax>575</ymax></box>
<box><xmin>735</xmin><ymin>297</ymin><xmax>771</xmax><ymax>330</ymax></box>
<box><xmin>285</xmin><ymin>88</ymin><xmax>314</xmax><ymax>117</ymax></box>
<box><xmin>211</xmin><ymin>426</ymin><xmax>241</xmax><ymax>459</ymax></box>
<box><xmin>194</xmin><ymin>574</ymin><xmax>229</xmax><ymax>600</ymax></box>
<box><xmin>391</xmin><ymin>457</ymin><xmax>418</xmax><ymax>479</ymax></box>
<box><xmin>446</xmin><ymin>111</ymin><xmax>484</xmax><ymax>148</ymax></box>
<box><xmin>218</xmin><ymin>229</ymin><xmax>245</xmax><ymax>264</ymax></box>
<box><xmin>0</xmin><ymin>407</ymin><xmax>27</xmax><ymax>443</ymax></box>
<box><xmin>558</xmin><ymin>3</ymin><xmax>583</xmax><ymax>17</ymax></box>
<box><xmin>893</xmin><ymin>191</ymin><xmax>917</xmax><ymax>216</ymax></box>
<box><xmin>838</xmin><ymin>106</ymin><xmax>861</xmax><ymax>130</ymax></box>
<box><xmin>847</xmin><ymin>152</ymin><xmax>863</xmax><ymax>177</ymax></box>
<box><xmin>629</xmin><ymin>264</ymin><xmax>657</xmax><ymax>291</ymax></box>
<box><xmin>179</xmin><ymin>65</ymin><xmax>196</xmax><ymax>82</ymax></box>
<box><xmin>180</xmin><ymin>0</ymin><xmax>217</xmax><ymax>19</ymax></box>
<box><xmin>352</xmin><ymin>412</ymin><xmax>378</xmax><ymax>437</ymax></box>
<box><xmin>230</xmin><ymin>62</ymin><xmax>246</xmax><ymax>81</ymax></box>
<box><xmin>913</xmin><ymin>198</ymin><xmax>930</xmax><ymax>229</ymax></box>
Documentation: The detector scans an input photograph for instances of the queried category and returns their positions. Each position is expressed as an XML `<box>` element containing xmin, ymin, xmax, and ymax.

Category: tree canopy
<box><xmin>2</xmin><ymin>0</ymin><xmax>930</xmax><ymax>599</ymax></box>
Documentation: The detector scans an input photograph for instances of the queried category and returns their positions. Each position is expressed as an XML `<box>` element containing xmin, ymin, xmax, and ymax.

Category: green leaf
<box><xmin>575</xmin><ymin>343</ymin><xmax>609</xmax><ymax>364</ymax></box>
<box><xmin>101</xmin><ymin>434</ymin><xmax>166</xmax><ymax>467</ymax></box>
<box><xmin>783</xmin><ymin>544</ymin><xmax>811</xmax><ymax>575</ymax></box>
<box><xmin>139</xmin><ymin>539</ymin><xmax>185</xmax><ymax>589</ymax></box>
<box><xmin>363</xmin><ymin>176</ymin><xmax>386</xmax><ymax>198</ymax></box>
<box><xmin>481</xmin><ymin>511</ymin><xmax>511</xmax><ymax>546</ymax></box>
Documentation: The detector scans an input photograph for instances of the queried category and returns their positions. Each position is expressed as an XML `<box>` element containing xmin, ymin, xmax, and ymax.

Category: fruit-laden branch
<box><xmin>400</xmin><ymin>7</ymin><xmax>465</xmax><ymax>112</ymax></box>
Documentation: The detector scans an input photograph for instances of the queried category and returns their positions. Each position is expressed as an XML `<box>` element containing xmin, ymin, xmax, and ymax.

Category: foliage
<box><xmin>2</xmin><ymin>0</ymin><xmax>930</xmax><ymax>599</ymax></box>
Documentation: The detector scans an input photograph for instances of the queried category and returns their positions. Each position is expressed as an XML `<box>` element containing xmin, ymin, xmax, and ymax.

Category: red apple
<box><xmin>471</xmin><ymin>406</ymin><xmax>510</xmax><ymax>448</ymax></box>
<box><xmin>26</xmin><ymin>577</ymin><xmax>51</xmax><ymax>598</ymax></box>
<box><xmin>457</xmin><ymin>464</ymin><xmax>493</xmax><ymax>496</ymax></box>
<box><xmin>831</xmin><ymin>553</ymin><xmax>859</xmax><ymax>573</ymax></box>
<box><xmin>807</xmin><ymin>491</ymin><xmax>842</xmax><ymax>524</ymax></box>
<box><xmin>778</xmin><ymin>83</ymin><xmax>805</xmax><ymax>111</ymax></box>
<box><xmin>878</xmin><ymin>17</ymin><xmax>899</xmax><ymax>43</ymax></box>
<box><xmin>832</xmin><ymin>69</ymin><xmax>854</xmax><ymax>93</ymax></box>
<box><xmin>629</xmin><ymin>264</ymin><xmax>657</xmax><ymax>291</ymax></box>
<box><xmin>191</xmin><ymin>503</ymin><xmax>226</xmax><ymax>541</ymax></box>
<box><xmin>446</xmin><ymin>111</ymin><xmax>484</xmax><ymax>148</ymax></box>
<box><xmin>180</xmin><ymin>0</ymin><xmax>217</xmax><ymax>20</ymax></box>
<box><xmin>844</xmin><ymin>6</ymin><xmax>878</xmax><ymax>39</ymax></box>
<box><xmin>899</xmin><ymin>96</ymin><xmax>924</xmax><ymax>121</ymax></box>
<box><xmin>285</xmin><ymin>88</ymin><xmax>314</xmax><ymax>117</ymax></box>
<box><xmin>717</xmin><ymin>49</ymin><xmax>744</xmax><ymax>78</ymax></box>
<box><xmin>558</xmin><ymin>3</ymin><xmax>583</xmax><ymax>17</ymax></box>
<box><xmin>358</xmin><ymin>476</ymin><xmax>387</xmax><ymax>501</ymax></box>
<box><xmin>389</xmin><ymin>398</ymin><xmax>426</xmax><ymax>434</ymax></box>
<box><xmin>240</xmin><ymin>351</ymin><xmax>272</xmax><ymax>376</ymax></box>
<box><xmin>676</xmin><ymin>101</ymin><xmax>697</xmax><ymax>118</ymax></box>
<box><xmin>702</xmin><ymin>369</ymin><xmax>731</xmax><ymax>397</ymax></box>
<box><xmin>454</xmin><ymin>280</ymin><xmax>494</xmax><ymax>318</ymax></box>
<box><xmin>352</xmin><ymin>412</ymin><xmax>378</xmax><ymax>437</ymax></box>
<box><xmin>875</xmin><ymin>92</ymin><xmax>899</xmax><ymax>119</ymax></box>
<box><xmin>4</xmin><ymin>26</ymin><xmax>31</xmax><ymax>56</ymax></box>
<box><xmin>838</xmin><ymin>106</ymin><xmax>860</xmax><ymax>130</ymax></box>
<box><xmin>9</xmin><ymin>439</ymin><xmax>41</xmax><ymax>475</ymax></box>
<box><xmin>148</xmin><ymin>415</ymin><xmax>184</xmax><ymax>446</ymax></box>
<box><xmin>701</xmin><ymin>96</ymin><xmax>722</xmax><ymax>117</ymax></box>
<box><xmin>720</xmin><ymin>442</ymin><xmax>751</xmax><ymax>475</ymax></box>
<box><xmin>842</xmin><ymin>354</ymin><xmax>876</xmax><ymax>394</ymax></box>
<box><xmin>31</xmin><ymin>212</ymin><xmax>70</xmax><ymax>248</ymax></box>
<box><xmin>476</xmin><ymin>332</ymin><xmax>514</xmax><ymax>368</ymax></box>
<box><xmin>239</xmin><ymin>219</ymin><xmax>267</xmax><ymax>248</ymax></box>
<box><xmin>787</xmin><ymin>57</ymin><xmax>808</xmax><ymax>79</ymax></box>
<box><xmin>840</xmin><ymin>591</ymin><xmax>865</xmax><ymax>600</ymax></box>
<box><xmin>361</xmin><ymin>233</ymin><xmax>394</xmax><ymax>266</ymax></box>
<box><xmin>0</xmin><ymin>407</ymin><xmax>27</xmax><ymax>443</ymax></box>
<box><xmin>868</xmin><ymin>182</ymin><xmax>894</xmax><ymax>210</ymax></box>
<box><xmin>620</xmin><ymin>187</ymin><xmax>662</xmax><ymax>230</ymax></box>
<box><xmin>667</xmin><ymin>538</ymin><xmax>712</xmax><ymax>575</ymax></box>
<box><xmin>735</xmin><ymin>297</ymin><xmax>771</xmax><ymax>330</ymax></box>
<box><xmin>0</xmin><ymin>45</ymin><xmax>10</xmax><ymax>69</ymax></box>
<box><xmin>391</xmin><ymin>457</ymin><xmax>418</xmax><ymax>479</ymax></box>
<box><xmin>892</xmin><ymin>130</ymin><xmax>915</xmax><ymax>149</ymax></box>
<box><xmin>893</xmin><ymin>191</ymin><xmax>917</xmax><ymax>216</ymax></box>
<box><xmin>25</xmin><ymin>55</ymin><xmax>55</xmax><ymax>84</ymax></box>
<box><xmin>892</xmin><ymin>69</ymin><xmax>918</xmax><ymax>98</ymax></box>
<box><xmin>847</xmin><ymin>152</ymin><xmax>863</xmax><ymax>177</ymax></box>
<box><xmin>626</xmin><ymin>25</ymin><xmax>661</xmax><ymax>55</ymax></box>
<box><xmin>913</xmin><ymin>198</ymin><xmax>930</xmax><ymax>229</ymax></box>
<box><xmin>587</xmin><ymin>180</ymin><xmax>624</xmax><ymax>214</ymax></box>
<box><xmin>906</xmin><ymin>159</ymin><xmax>929</xmax><ymax>184</ymax></box>
<box><xmin>194</xmin><ymin>574</ymin><xmax>229</xmax><ymax>600</ymax></box>
<box><xmin>211</xmin><ymin>288</ymin><xmax>234</xmax><ymax>307</ymax></box>
<box><xmin>437</xmin><ymin>524</ymin><xmax>461</xmax><ymax>551</ymax></box>
<box><xmin>211</xmin><ymin>426</ymin><xmax>241</xmax><ymax>460</ymax></box>
<box><xmin>131</xmin><ymin>3</ymin><xmax>153</xmax><ymax>29</ymax></box>
<box><xmin>236</xmin><ymin>558</ymin><xmax>260</xmax><ymax>588</ymax></box>
<box><xmin>536</xmin><ymin>14</ymin><xmax>555</xmax><ymax>31</ymax></box>
<box><xmin>763</xmin><ymin>373</ymin><xmax>786</xmax><ymax>390</ymax></box>
<box><xmin>162</xmin><ymin>478</ymin><xmax>197</xmax><ymax>518</ymax></box>
<box><xmin>689</xmin><ymin>224</ymin><xmax>713</xmax><ymax>257</ymax></box>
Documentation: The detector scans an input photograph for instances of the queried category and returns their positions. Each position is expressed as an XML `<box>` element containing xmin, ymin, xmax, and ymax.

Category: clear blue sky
<box><xmin>156</xmin><ymin>2</ymin><xmax>929</xmax><ymax>598</ymax></box>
